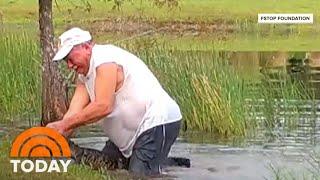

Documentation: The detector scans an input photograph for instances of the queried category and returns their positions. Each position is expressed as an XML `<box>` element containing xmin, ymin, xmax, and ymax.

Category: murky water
<box><xmin>2</xmin><ymin>123</ymin><xmax>318</xmax><ymax>179</ymax></box>
<box><xmin>231</xmin><ymin>52</ymin><xmax>320</xmax><ymax>149</ymax></box>
<box><xmin>70</xmin><ymin>136</ymin><xmax>318</xmax><ymax>180</ymax></box>
<box><xmin>165</xmin><ymin>143</ymin><xmax>318</xmax><ymax>180</ymax></box>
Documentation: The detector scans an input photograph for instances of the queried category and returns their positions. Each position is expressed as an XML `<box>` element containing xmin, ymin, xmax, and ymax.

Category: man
<box><xmin>46</xmin><ymin>27</ymin><xmax>182</xmax><ymax>176</ymax></box>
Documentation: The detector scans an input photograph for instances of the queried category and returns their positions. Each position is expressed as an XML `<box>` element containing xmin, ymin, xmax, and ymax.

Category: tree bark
<box><xmin>39</xmin><ymin>0</ymin><xmax>68</xmax><ymax>125</ymax></box>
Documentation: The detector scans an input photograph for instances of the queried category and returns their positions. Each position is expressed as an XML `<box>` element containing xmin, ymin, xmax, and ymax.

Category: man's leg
<box><xmin>128</xmin><ymin>120</ymin><xmax>181</xmax><ymax>176</ymax></box>
<box><xmin>161</xmin><ymin>120</ymin><xmax>181</xmax><ymax>161</ymax></box>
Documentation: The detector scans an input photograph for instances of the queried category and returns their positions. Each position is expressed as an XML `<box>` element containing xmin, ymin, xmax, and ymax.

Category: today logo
<box><xmin>10</xmin><ymin>127</ymin><xmax>72</xmax><ymax>173</ymax></box>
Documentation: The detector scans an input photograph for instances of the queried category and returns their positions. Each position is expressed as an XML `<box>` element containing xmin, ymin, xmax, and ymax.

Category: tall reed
<box><xmin>0</xmin><ymin>28</ymin><xmax>41</xmax><ymax>123</ymax></box>
<box><xmin>134</xmin><ymin>46</ymin><xmax>250</xmax><ymax>138</ymax></box>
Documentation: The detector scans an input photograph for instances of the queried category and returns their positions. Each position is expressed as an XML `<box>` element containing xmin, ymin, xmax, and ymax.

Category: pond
<box><xmin>71</xmin><ymin>136</ymin><xmax>318</xmax><ymax>180</ymax></box>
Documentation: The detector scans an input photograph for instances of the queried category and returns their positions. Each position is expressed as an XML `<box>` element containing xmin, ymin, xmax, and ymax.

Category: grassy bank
<box><xmin>1</xmin><ymin>0</ymin><xmax>320</xmax><ymax>51</ymax></box>
<box><xmin>1</xmin><ymin>0</ymin><xmax>320</xmax><ymax>23</ymax></box>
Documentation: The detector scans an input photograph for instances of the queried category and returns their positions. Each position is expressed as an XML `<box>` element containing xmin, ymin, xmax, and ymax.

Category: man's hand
<box><xmin>46</xmin><ymin>120</ymin><xmax>73</xmax><ymax>137</ymax></box>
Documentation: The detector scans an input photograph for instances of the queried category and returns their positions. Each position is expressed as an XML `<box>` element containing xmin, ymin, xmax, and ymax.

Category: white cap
<box><xmin>52</xmin><ymin>27</ymin><xmax>92</xmax><ymax>61</ymax></box>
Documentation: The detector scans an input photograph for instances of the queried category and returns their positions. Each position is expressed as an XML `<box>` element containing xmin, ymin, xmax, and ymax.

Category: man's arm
<box><xmin>62</xmin><ymin>63</ymin><xmax>118</xmax><ymax>131</ymax></box>
<box><xmin>63</xmin><ymin>79</ymin><xmax>90</xmax><ymax>119</ymax></box>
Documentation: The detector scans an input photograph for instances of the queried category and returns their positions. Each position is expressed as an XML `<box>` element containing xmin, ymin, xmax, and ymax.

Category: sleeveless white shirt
<box><xmin>78</xmin><ymin>44</ymin><xmax>182</xmax><ymax>157</ymax></box>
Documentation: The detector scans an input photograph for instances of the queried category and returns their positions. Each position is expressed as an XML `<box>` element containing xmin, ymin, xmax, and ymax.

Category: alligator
<box><xmin>68</xmin><ymin>139</ymin><xmax>191</xmax><ymax>171</ymax></box>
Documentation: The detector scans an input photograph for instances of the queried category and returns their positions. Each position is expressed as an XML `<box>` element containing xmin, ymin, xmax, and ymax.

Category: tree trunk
<box><xmin>39</xmin><ymin>0</ymin><xmax>68</xmax><ymax>125</ymax></box>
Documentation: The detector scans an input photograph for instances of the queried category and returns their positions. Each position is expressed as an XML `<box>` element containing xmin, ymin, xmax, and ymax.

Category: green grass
<box><xmin>0</xmin><ymin>28</ymin><xmax>41</xmax><ymax>123</ymax></box>
<box><xmin>1</xmin><ymin>0</ymin><xmax>320</xmax><ymax>23</ymax></box>
<box><xmin>2</xmin><ymin>0</ymin><xmax>320</xmax><ymax>51</ymax></box>
<box><xmin>136</xmin><ymin>49</ymin><xmax>250</xmax><ymax>137</ymax></box>
<box><xmin>251</xmin><ymin>79</ymin><xmax>314</xmax><ymax>132</ymax></box>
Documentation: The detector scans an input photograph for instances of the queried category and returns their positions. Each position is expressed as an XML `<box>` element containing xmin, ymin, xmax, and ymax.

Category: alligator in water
<box><xmin>68</xmin><ymin>139</ymin><xmax>191</xmax><ymax>171</ymax></box>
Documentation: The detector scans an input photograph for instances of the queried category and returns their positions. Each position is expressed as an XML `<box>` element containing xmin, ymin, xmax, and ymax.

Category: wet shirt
<box><xmin>78</xmin><ymin>44</ymin><xmax>182</xmax><ymax>157</ymax></box>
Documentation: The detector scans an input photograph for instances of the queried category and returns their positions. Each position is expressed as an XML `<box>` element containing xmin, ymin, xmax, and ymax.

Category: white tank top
<box><xmin>78</xmin><ymin>44</ymin><xmax>182</xmax><ymax>157</ymax></box>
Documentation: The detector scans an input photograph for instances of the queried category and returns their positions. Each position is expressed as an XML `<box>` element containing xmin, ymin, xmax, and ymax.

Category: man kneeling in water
<box><xmin>46</xmin><ymin>27</ymin><xmax>186</xmax><ymax>176</ymax></box>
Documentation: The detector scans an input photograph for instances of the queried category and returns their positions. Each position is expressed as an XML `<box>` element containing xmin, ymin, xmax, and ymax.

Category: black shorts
<box><xmin>101</xmin><ymin>120</ymin><xmax>181</xmax><ymax>176</ymax></box>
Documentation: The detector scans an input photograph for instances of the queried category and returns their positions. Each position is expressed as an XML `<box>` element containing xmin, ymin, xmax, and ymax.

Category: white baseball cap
<box><xmin>52</xmin><ymin>27</ymin><xmax>92</xmax><ymax>61</ymax></box>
